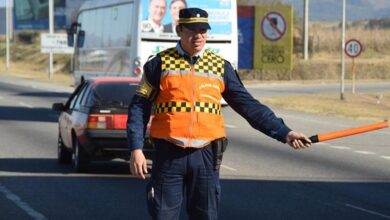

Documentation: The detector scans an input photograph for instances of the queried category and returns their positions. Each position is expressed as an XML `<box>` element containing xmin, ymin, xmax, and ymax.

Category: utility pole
<box><xmin>303</xmin><ymin>0</ymin><xmax>309</xmax><ymax>60</ymax></box>
<box><xmin>48</xmin><ymin>0</ymin><xmax>54</xmax><ymax>79</ymax></box>
<box><xmin>6</xmin><ymin>0</ymin><xmax>11</xmax><ymax>70</ymax></box>
<box><xmin>340</xmin><ymin>0</ymin><xmax>346</xmax><ymax>100</ymax></box>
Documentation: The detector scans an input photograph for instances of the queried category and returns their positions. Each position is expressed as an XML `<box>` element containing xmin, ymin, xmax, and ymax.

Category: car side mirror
<box><xmin>67</xmin><ymin>28</ymin><xmax>74</xmax><ymax>47</ymax></box>
<box><xmin>67</xmin><ymin>22</ymin><xmax>80</xmax><ymax>47</ymax></box>
<box><xmin>77</xmin><ymin>30</ymin><xmax>85</xmax><ymax>48</ymax></box>
<box><xmin>52</xmin><ymin>103</ymin><xmax>65</xmax><ymax>111</ymax></box>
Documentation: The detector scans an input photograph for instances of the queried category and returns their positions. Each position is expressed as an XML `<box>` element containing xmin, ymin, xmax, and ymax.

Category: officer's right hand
<box><xmin>129</xmin><ymin>149</ymin><xmax>148</xmax><ymax>179</ymax></box>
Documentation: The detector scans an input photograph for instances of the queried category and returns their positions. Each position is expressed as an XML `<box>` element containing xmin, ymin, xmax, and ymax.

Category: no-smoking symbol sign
<box><xmin>261</xmin><ymin>11</ymin><xmax>286</xmax><ymax>41</ymax></box>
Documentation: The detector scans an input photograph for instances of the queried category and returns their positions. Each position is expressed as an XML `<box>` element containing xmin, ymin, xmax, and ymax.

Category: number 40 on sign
<box><xmin>345</xmin><ymin>39</ymin><xmax>363</xmax><ymax>94</ymax></box>
<box><xmin>345</xmin><ymin>39</ymin><xmax>362</xmax><ymax>58</ymax></box>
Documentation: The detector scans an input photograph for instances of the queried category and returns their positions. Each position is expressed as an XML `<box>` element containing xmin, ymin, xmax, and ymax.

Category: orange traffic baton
<box><xmin>309</xmin><ymin>120</ymin><xmax>388</xmax><ymax>143</ymax></box>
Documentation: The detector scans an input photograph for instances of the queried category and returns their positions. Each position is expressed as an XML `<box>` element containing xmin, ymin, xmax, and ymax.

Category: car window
<box><xmin>89</xmin><ymin>82</ymin><xmax>138</xmax><ymax>107</ymax></box>
<box><xmin>79</xmin><ymin>84</ymin><xmax>93</xmax><ymax>106</ymax></box>
<box><xmin>70</xmin><ymin>83</ymin><xmax>89</xmax><ymax>110</ymax></box>
<box><xmin>64</xmin><ymin>82</ymin><xmax>86</xmax><ymax>109</ymax></box>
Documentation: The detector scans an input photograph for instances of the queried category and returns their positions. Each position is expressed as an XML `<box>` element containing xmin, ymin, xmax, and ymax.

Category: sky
<box><xmin>1</xmin><ymin>0</ymin><xmax>390</xmax><ymax>20</ymax></box>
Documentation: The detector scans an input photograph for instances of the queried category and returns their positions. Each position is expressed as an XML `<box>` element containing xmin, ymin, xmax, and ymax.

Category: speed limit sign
<box><xmin>345</xmin><ymin>39</ymin><xmax>362</xmax><ymax>58</ymax></box>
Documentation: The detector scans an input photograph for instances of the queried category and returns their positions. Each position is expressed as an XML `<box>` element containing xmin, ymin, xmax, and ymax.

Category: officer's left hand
<box><xmin>286</xmin><ymin>131</ymin><xmax>311</xmax><ymax>149</ymax></box>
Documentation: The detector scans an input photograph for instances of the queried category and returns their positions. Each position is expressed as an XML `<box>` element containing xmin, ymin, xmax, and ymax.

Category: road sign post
<box><xmin>340</xmin><ymin>0</ymin><xmax>346</xmax><ymax>100</ymax></box>
<box><xmin>345</xmin><ymin>39</ymin><xmax>363</xmax><ymax>94</ymax></box>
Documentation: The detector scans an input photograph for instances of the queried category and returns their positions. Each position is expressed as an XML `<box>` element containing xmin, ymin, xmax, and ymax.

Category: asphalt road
<box><xmin>1</xmin><ymin>76</ymin><xmax>390</xmax><ymax>220</ymax></box>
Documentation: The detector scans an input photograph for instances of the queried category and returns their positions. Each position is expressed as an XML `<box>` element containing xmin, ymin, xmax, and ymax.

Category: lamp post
<box><xmin>340</xmin><ymin>0</ymin><xmax>346</xmax><ymax>100</ymax></box>
<box><xmin>48</xmin><ymin>0</ymin><xmax>54</xmax><ymax>79</ymax></box>
<box><xmin>303</xmin><ymin>0</ymin><xmax>309</xmax><ymax>60</ymax></box>
<box><xmin>6</xmin><ymin>0</ymin><xmax>11</xmax><ymax>70</ymax></box>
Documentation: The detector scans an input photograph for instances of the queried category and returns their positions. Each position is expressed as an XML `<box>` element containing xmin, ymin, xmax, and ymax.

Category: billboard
<box><xmin>141</xmin><ymin>0</ymin><xmax>234</xmax><ymax>40</ymax></box>
<box><xmin>13</xmin><ymin>0</ymin><xmax>86</xmax><ymax>30</ymax></box>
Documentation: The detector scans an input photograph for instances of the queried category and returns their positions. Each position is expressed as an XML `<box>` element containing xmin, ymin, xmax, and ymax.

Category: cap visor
<box><xmin>184</xmin><ymin>23</ymin><xmax>211</xmax><ymax>30</ymax></box>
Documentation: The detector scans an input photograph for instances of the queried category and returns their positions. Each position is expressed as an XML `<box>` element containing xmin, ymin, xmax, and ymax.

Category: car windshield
<box><xmin>91</xmin><ymin>82</ymin><xmax>138</xmax><ymax>107</ymax></box>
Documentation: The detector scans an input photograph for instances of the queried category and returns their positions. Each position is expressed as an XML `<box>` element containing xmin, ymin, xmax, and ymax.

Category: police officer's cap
<box><xmin>178</xmin><ymin>8</ymin><xmax>211</xmax><ymax>30</ymax></box>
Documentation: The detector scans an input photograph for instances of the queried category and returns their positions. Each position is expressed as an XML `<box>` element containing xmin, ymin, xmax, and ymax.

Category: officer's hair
<box><xmin>178</xmin><ymin>25</ymin><xmax>184</xmax><ymax>32</ymax></box>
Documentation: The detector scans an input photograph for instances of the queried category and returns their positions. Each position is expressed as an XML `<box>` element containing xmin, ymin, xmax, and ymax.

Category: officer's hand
<box><xmin>286</xmin><ymin>131</ymin><xmax>311</xmax><ymax>149</ymax></box>
<box><xmin>129</xmin><ymin>149</ymin><xmax>148</xmax><ymax>179</ymax></box>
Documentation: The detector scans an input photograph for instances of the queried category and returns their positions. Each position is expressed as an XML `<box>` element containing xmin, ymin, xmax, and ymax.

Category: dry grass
<box><xmin>310</xmin><ymin>25</ymin><xmax>390</xmax><ymax>56</ymax></box>
<box><xmin>0</xmin><ymin>36</ymin><xmax>73</xmax><ymax>86</ymax></box>
<box><xmin>260</xmin><ymin>92</ymin><xmax>390</xmax><ymax>122</ymax></box>
<box><xmin>0</xmin><ymin>59</ymin><xmax>73</xmax><ymax>86</ymax></box>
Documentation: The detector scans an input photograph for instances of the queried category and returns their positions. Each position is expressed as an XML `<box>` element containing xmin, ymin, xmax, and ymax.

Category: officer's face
<box><xmin>177</xmin><ymin>26</ymin><xmax>207</xmax><ymax>56</ymax></box>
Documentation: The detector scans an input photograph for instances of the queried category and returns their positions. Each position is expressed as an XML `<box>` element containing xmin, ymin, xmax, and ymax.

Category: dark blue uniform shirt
<box><xmin>127</xmin><ymin>44</ymin><xmax>292</xmax><ymax>151</ymax></box>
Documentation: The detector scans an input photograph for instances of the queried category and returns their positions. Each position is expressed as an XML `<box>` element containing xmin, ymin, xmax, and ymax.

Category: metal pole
<box><xmin>303</xmin><ymin>0</ymin><xmax>309</xmax><ymax>60</ymax></box>
<box><xmin>9</xmin><ymin>0</ymin><xmax>13</xmax><ymax>40</ymax></box>
<box><xmin>48</xmin><ymin>0</ymin><xmax>54</xmax><ymax>79</ymax></box>
<box><xmin>340</xmin><ymin>0</ymin><xmax>346</xmax><ymax>100</ymax></box>
<box><xmin>352</xmin><ymin>58</ymin><xmax>356</xmax><ymax>94</ymax></box>
<box><xmin>6</xmin><ymin>0</ymin><xmax>11</xmax><ymax>70</ymax></box>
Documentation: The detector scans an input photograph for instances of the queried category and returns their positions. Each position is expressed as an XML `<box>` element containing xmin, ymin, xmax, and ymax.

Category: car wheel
<box><xmin>58</xmin><ymin>133</ymin><xmax>72</xmax><ymax>164</ymax></box>
<box><xmin>73</xmin><ymin>139</ymin><xmax>90</xmax><ymax>172</ymax></box>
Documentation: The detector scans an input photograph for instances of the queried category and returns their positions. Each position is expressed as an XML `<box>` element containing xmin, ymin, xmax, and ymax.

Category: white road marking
<box><xmin>353</xmin><ymin>151</ymin><xmax>376</xmax><ymax>155</ymax></box>
<box><xmin>345</xmin><ymin>203</ymin><xmax>390</xmax><ymax>219</ymax></box>
<box><xmin>380</xmin><ymin>156</ymin><xmax>390</xmax><ymax>160</ymax></box>
<box><xmin>221</xmin><ymin>164</ymin><xmax>237</xmax><ymax>171</ymax></box>
<box><xmin>316</xmin><ymin>142</ymin><xmax>330</xmax><ymax>146</ymax></box>
<box><xmin>377</xmin><ymin>130</ymin><xmax>390</xmax><ymax>135</ymax></box>
<box><xmin>225</xmin><ymin>124</ymin><xmax>237</xmax><ymax>129</ymax></box>
<box><xmin>18</xmin><ymin>102</ymin><xmax>33</xmax><ymax>108</ymax></box>
<box><xmin>329</xmin><ymin>146</ymin><xmax>351</xmax><ymax>150</ymax></box>
<box><xmin>0</xmin><ymin>183</ymin><xmax>47</xmax><ymax>220</ymax></box>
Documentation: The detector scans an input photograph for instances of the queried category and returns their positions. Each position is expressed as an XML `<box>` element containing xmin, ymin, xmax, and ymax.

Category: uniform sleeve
<box><xmin>221</xmin><ymin>62</ymin><xmax>291</xmax><ymax>143</ymax></box>
<box><xmin>127</xmin><ymin>56</ymin><xmax>161</xmax><ymax>151</ymax></box>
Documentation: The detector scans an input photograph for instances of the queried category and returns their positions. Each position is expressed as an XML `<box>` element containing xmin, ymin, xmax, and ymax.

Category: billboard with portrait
<box><xmin>141</xmin><ymin>0</ymin><xmax>234</xmax><ymax>40</ymax></box>
<box><xmin>14</xmin><ymin>0</ymin><xmax>66</xmax><ymax>29</ymax></box>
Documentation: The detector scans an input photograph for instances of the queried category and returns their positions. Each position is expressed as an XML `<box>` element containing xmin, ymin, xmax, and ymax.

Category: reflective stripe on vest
<box><xmin>150</xmin><ymin>48</ymin><xmax>226</xmax><ymax>148</ymax></box>
<box><xmin>154</xmin><ymin>101</ymin><xmax>221</xmax><ymax>115</ymax></box>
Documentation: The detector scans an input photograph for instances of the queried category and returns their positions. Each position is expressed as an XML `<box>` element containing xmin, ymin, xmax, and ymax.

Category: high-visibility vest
<box><xmin>150</xmin><ymin>48</ymin><xmax>226</xmax><ymax>147</ymax></box>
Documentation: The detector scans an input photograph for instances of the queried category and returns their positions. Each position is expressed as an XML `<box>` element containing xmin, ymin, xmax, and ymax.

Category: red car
<box><xmin>52</xmin><ymin>77</ymin><xmax>153</xmax><ymax>172</ymax></box>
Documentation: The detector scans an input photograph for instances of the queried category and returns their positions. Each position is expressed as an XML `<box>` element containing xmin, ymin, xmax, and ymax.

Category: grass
<box><xmin>260</xmin><ymin>92</ymin><xmax>390</xmax><ymax>122</ymax></box>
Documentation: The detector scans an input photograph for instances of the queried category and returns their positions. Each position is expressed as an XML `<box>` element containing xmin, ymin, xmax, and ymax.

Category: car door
<box><xmin>60</xmin><ymin>82</ymin><xmax>88</xmax><ymax>148</ymax></box>
<box><xmin>70</xmin><ymin>83</ymin><xmax>90</xmax><ymax>139</ymax></box>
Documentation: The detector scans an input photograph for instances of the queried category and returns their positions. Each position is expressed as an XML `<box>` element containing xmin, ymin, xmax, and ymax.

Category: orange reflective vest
<box><xmin>150</xmin><ymin>48</ymin><xmax>226</xmax><ymax>147</ymax></box>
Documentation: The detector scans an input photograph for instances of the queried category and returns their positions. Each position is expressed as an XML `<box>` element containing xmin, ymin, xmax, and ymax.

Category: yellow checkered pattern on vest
<box><xmin>161</xmin><ymin>49</ymin><xmax>191</xmax><ymax>71</ymax></box>
<box><xmin>154</xmin><ymin>102</ymin><xmax>192</xmax><ymax>114</ymax></box>
<box><xmin>160</xmin><ymin>48</ymin><xmax>225</xmax><ymax>77</ymax></box>
<box><xmin>194</xmin><ymin>102</ymin><xmax>221</xmax><ymax>115</ymax></box>
<box><xmin>194</xmin><ymin>51</ymin><xmax>224</xmax><ymax>77</ymax></box>
<box><xmin>154</xmin><ymin>101</ymin><xmax>221</xmax><ymax>115</ymax></box>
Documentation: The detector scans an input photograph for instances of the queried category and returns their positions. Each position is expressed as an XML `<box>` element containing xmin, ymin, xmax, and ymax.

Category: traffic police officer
<box><xmin>127</xmin><ymin>8</ymin><xmax>311</xmax><ymax>220</ymax></box>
